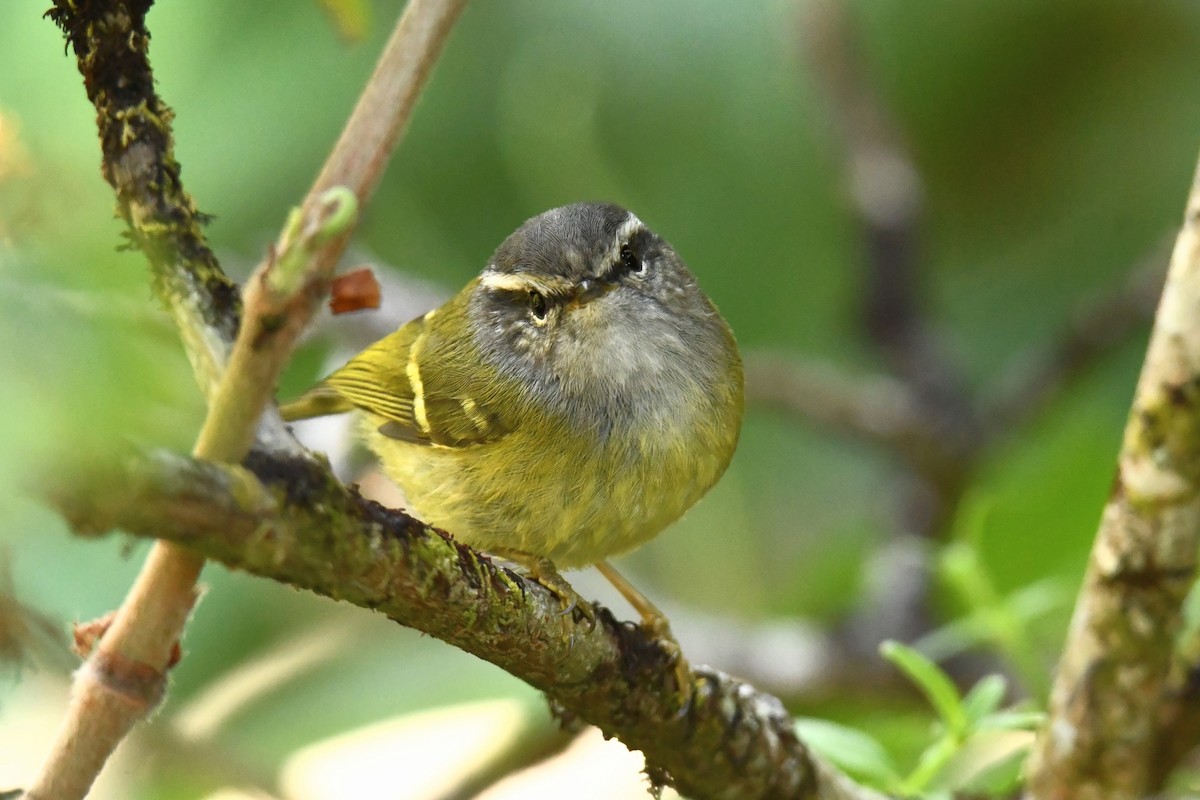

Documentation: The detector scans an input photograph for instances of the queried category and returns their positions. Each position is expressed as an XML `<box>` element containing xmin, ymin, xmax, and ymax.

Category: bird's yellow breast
<box><xmin>361</xmin><ymin>390</ymin><xmax>737</xmax><ymax>569</ymax></box>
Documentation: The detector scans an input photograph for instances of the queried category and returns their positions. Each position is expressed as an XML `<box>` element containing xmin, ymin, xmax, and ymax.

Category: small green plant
<box><xmin>796</xmin><ymin>641</ymin><xmax>1042</xmax><ymax>797</ymax></box>
<box><xmin>918</xmin><ymin>500</ymin><xmax>1069</xmax><ymax>697</ymax></box>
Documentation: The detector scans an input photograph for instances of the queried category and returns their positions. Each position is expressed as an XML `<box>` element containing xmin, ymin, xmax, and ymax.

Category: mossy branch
<box><xmin>46</xmin><ymin>0</ymin><xmax>239</xmax><ymax>393</ymax></box>
<box><xmin>1026</xmin><ymin>151</ymin><xmax>1200</xmax><ymax>798</ymax></box>
<box><xmin>49</xmin><ymin>448</ymin><xmax>885</xmax><ymax>800</ymax></box>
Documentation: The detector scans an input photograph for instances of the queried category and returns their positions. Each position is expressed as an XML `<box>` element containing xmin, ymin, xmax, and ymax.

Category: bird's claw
<box><xmin>646</xmin><ymin>618</ymin><xmax>693</xmax><ymax>714</ymax></box>
<box><xmin>495</xmin><ymin>550</ymin><xmax>595</xmax><ymax>627</ymax></box>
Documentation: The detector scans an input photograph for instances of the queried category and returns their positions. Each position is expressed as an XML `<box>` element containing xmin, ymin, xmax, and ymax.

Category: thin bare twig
<box><xmin>1026</xmin><ymin>152</ymin><xmax>1200</xmax><ymax>798</ymax></box>
<box><xmin>799</xmin><ymin>1</ymin><xmax>983</xmax><ymax>694</ymax></box>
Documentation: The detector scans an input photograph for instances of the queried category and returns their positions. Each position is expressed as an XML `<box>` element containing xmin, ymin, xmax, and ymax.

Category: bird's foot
<box><xmin>495</xmin><ymin>550</ymin><xmax>595</xmax><ymax>627</ymax></box>
<box><xmin>595</xmin><ymin>560</ymin><xmax>693</xmax><ymax>713</ymax></box>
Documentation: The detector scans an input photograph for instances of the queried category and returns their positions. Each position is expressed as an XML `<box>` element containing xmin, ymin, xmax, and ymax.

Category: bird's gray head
<box><xmin>469</xmin><ymin>202</ymin><xmax>737</xmax><ymax>419</ymax></box>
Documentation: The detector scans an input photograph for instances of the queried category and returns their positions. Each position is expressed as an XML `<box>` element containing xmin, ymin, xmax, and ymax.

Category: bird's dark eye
<box><xmin>619</xmin><ymin>245</ymin><xmax>643</xmax><ymax>275</ymax></box>
<box><xmin>528</xmin><ymin>290</ymin><xmax>548</xmax><ymax>321</ymax></box>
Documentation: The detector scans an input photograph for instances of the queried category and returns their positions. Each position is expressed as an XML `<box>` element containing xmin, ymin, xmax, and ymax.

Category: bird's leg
<box><xmin>596</xmin><ymin>560</ymin><xmax>692</xmax><ymax>708</ymax></box>
<box><xmin>493</xmin><ymin>549</ymin><xmax>594</xmax><ymax>624</ymax></box>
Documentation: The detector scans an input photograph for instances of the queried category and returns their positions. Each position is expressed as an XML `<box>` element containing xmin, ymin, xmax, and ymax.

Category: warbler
<box><xmin>281</xmin><ymin>203</ymin><xmax>743</xmax><ymax>680</ymax></box>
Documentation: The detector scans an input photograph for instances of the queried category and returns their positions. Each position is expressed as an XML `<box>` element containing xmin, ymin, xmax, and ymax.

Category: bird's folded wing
<box><xmin>321</xmin><ymin>313</ymin><xmax>512</xmax><ymax>448</ymax></box>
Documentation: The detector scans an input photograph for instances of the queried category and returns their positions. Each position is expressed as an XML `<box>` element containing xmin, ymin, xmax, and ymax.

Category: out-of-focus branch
<box><xmin>803</xmin><ymin>0</ymin><xmax>970</xmax><ymax>429</ymax></box>
<box><xmin>745</xmin><ymin>353</ymin><xmax>927</xmax><ymax>450</ymax></box>
<box><xmin>793</xmin><ymin>3</ymin><xmax>1167</xmax><ymax>710</ymax></box>
<box><xmin>982</xmin><ymin>246</ymin><xmax>1167</xmax><ymax>438</ymax></box>
<box><xmin>48</xmin><ymin>448</ymin><xmax>887</xmax><ymax>800</ymax></box>
<box><xmin>747</xmin><ymin>245</ymin><xmax>1164</xmax><ymax>477</ymax></box>
<box><xmin>1026</xmin><ymin>153</ymin><xmax>1200</xmax><ymax>798</ymax></box>
<box><xmin>802</xmin><ymin>0</ymin><xmax>980</xmax><ymax>537</ymax></box>
<box><xmin>799</xmin><ymin>1</ymin><xmax>982</xmax><ymax>689</ymax></box>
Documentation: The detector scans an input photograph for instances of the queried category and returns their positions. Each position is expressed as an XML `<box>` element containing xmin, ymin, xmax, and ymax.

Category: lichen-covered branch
<box><xmin>47</xmin><ymin>0</ymin><xmax>239</xmax><ymax>393</ymax></box>
<box><xmin>1026</xmin><ymin>153</ymin><xmax>1200</xmax><ymax>799</ymax></box>
<box><xmin>49</xmin><ymin>449</ymin><xmax>886</xmax><ymax>800</ymax></box>
<box><xmin>1150</xmin><ymin>626</ymin><xmax>1200</xmax><ymax>787</ymax></box>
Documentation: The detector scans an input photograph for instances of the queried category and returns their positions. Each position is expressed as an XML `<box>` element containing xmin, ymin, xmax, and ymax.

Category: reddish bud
<box><xmin>330</xmin><ymin>267</ymin><xmax>381</xmax><ymax>314</ymax></box>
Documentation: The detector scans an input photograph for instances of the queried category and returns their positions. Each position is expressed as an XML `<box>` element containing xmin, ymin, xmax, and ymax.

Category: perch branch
<box><xmin>47</xmin><ymin>448</ymin><xmax>886</xmax><ymax>800</ymax></box>
<box><xmin>1026</xmin><ymin>152</ymin><xmax>1200</xmax><ymax>798</ymax></box>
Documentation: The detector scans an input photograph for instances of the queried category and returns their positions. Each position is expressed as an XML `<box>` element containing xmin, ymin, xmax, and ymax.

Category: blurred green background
<box><xmin>2</xmin><ymin>0</ymin><xmax>1199</xmax><ymax>796</ymax></box>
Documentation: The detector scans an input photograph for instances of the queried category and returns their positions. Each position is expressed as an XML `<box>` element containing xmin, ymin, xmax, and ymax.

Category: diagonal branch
<box><xmin>48</xmin><ymin>448</ymin><xmax>885</xmax><ymax>800</ymax></box>
<box><xmin>46</xmin><ymin>0</ymin><xmax>239</xmax><ymax>394</ymax></box>
<box><xmin>1026</xmin><ymin>152</ymin><xmax>1200</xmax><ymax>798</ymax></box>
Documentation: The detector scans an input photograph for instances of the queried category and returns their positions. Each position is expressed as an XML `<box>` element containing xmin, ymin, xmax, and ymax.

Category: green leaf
<box><xmin>901</xmin><ymin>735</ymin><xmax>958</xmax><ymax>794</ymax></box>
<box><xmin>880</xmin><ymin>641</ymin><xmax>968</xmax><ymax>736</ymax></box>
<box><xmin>974</xmin><ymin>710</ymin><xmax>1046</xmax><ymax>731</ymax></box>
<box><xmin>911</xmin><ymin>615</ymin><xmax>989</xmax><ymax>662</ymax></box>
<box><xmin>794</xmin><ymin>717</ymin><xmax>900</xmax><ymax>789</ymax></box>
<box><xmin>940</xmin><ymin>541</ymin><xmax>1000</xmax><ymax>613</ymax></box>
<box><xmin>961</xmin><ymin>674</ymin><xmax>1007</xmax><ymax>724</ymax></box>
<box><xmin>1007</xmin><ymin>579</ymin><xmax>1070</xmax><ymax>622</ymax></box>
<box><xmin>930</xmin><ymin>729</ymin><xmax>1035</xmax><ymax>794</ymax></box>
